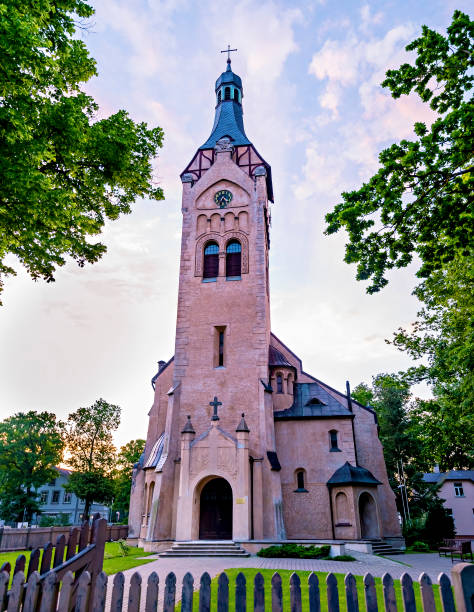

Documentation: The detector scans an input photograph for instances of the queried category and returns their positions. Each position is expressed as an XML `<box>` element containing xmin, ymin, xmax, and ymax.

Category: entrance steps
<box><xmin>160</xmin><ymin>541</ymin><xmax>250</xmax><ymax>557</ymax></box>
<box><xmin>371</xmin><ymin>540</ymin><xmax>405</xmax><ymax>555</ymax></box>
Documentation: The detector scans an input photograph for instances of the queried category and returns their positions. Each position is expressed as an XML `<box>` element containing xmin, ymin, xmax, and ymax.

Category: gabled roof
<box><xmin>269</xmin><ymin>345</ymin><xmax>294</xmax><ymax>368</ymax></box>
<box><xmin>327</xmin><ymin>462</ymin><xmax>382</xmax><ymax>487</ymax></box>
<box><xmin>274</xmin><ymin>382</ymin><xmax>353</xmax><ymax>420</ymax></box>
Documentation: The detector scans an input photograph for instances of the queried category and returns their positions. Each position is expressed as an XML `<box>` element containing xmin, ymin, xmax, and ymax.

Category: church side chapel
<box><xmin>128</xmin><ymin>51</ymin><xmax>403</xmax><ymax>554</ymax></box>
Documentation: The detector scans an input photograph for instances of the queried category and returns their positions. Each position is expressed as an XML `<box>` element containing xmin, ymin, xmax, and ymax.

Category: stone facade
<box><xmin>128</xmin><ymin>60</ymin><xmax>402</xmax><ymax>552</ymax></box>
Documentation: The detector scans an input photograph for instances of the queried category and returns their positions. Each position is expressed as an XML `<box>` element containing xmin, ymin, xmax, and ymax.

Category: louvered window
<box><xmin>203</xmin><ymin>242</ymin><xmax>219</xmax><ymax>279</ymax></box>
<box><xmin>226</xmin><ymin>240</ymin><xmax>241</xmax><ymax>278</ymax></box>
<box><xmin>217</xmin><ymin>90</ymin><xmax>221</xmax><ymax>103</ymax></box>
<box><xmin>224</xmin><ymin>87</ymin><xmax>231</xmax><ymax>100</ymax></box>
<box><xmin>233</xmin><ymin>89</ymin><xmax>239</xmax><ymax>102</ymax></box>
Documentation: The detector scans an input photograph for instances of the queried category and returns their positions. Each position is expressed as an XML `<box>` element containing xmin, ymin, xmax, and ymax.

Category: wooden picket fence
<box><xmin>0</xmin><ymin>514</ymin><xmax>106</xmax><ymax>611</ymax></box>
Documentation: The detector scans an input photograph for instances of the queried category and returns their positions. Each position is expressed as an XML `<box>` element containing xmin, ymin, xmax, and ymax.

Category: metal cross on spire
<box><xmin>221</xmin><ymin>45</ymin><xmax>237</xmax><ymax>64</ymax></box>
<box><xmin>209</xmin><ymin>396</ymin><xmax>222</xmax><ymax>421</ymax></box>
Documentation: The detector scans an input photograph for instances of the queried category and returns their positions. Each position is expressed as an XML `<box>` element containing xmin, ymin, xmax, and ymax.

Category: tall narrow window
<box><xmin>224</xmin><ymin>87</ymin><xmax>231</xmax><ymax>100</ymax></box>
<box><xmin>295</xmin><ymin>469</ymin><xmax>307</xmax><ymax>492</ymax></box>
<box><xmin>233</xmin><ymin>89</ymin><xmax>239</xmax><ymax>102</ymax></box>
<box><xmin>329</xmin><ymin>430</ymin><xmax>340</xmax><ymax>451</ymax></box>
<box><xmin>203</xmin><ymin>242</ymin><xmax>219</xmax><ymax>280</ymax></box>
<box><xmin>226</xmin><ymin>240</ymin><xmax>241</xmax><ymax>278</ymax></box>
<box><xmin>217</xmin><ymin>90</ymin><xmax>222</xmax><ymax>104</ymax></box>
<box><xmin>276</xmin><ymin>374</ymin><xmax>283</xmax><ymax>393</ymax></box>
<box><xmin>218</xmin><ymin>330</ymin><xmax>225</xmax><ymax>366</ymax></box>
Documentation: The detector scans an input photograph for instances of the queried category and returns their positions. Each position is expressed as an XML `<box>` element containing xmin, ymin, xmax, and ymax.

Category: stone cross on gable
<box><xmin>209</xmin><ymin>396</ymin><xmax>222</xmax><ymax>421</ymax></box>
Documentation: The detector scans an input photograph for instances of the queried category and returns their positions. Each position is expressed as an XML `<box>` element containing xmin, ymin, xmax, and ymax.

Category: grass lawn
<box><xmin>0</xmin><ymin>542</ymin><xmax>154</xmax><ymax>582</ymax></box>
<box><xmin>184</xmin><ymin>568</ymin><xmax>443</xmax><ymax>612</ymax></box>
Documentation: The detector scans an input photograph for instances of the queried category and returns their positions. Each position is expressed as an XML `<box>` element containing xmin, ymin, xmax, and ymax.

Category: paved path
<box><xmin>105</xmin><ymin>552</ymin><xmax>456</xmax><ymax>610</ymax></box>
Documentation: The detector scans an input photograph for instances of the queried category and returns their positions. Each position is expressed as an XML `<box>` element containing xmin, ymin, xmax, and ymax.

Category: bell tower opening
<box><xmin>199</xmin><ymin>477</ymin><xmax>233</xmax><ymax>540</ymax></box>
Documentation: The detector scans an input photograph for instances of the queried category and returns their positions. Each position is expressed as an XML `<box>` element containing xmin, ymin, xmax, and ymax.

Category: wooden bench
<box><xmin>439</xmin><ymin>539</ymin><xmax>473</xmax><ymax>562</ymax></box>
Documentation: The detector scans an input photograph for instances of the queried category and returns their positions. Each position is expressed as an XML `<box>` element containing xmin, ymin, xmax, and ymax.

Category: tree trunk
<box><xmin>83</xmin><ymin>497</ymin><xmax>91</xmax><ymax>522</ymax></box>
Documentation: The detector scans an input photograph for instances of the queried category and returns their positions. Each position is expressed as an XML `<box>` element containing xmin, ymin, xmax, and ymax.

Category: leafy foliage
<box><xmin>0</xmin><ymin>0</ymin><xmax>164</xmax><ymax>303</ymax></box>
<box><xmin>325</xmin><ymin>11</ymin><xmax>473</xmax><ymax>293</ymax></box>
<box><xmin>257</xmin><ymin>544</ymin><xmax>331</xmax><ymax>558</ymax></box>
<box><xmin>111</xmin><ymin>438</ymin><xmax>145</xmax><ymax>522</ymax></box>
<box><xmin>65</xmin><ymin>398</ymin><xmax>120</xmax><ymax>519</ymax></box>
<box><xmin>0</xmin><ymin>411</ymin><xmax>64</xmax><ymax>522</ymax></box>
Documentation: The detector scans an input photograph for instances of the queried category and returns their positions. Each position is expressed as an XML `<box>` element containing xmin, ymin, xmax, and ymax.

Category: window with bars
<box><xmin>203</xmin><ymin>242</ymin><xmax>219</xmax><ymax>280</ymax></box>
<box><xmin>226</xmin><ymin>240</ymin><xmax>241</xmax><ymax>278</ymax></box>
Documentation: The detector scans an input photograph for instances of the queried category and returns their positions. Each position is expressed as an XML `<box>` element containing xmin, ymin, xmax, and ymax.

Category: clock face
<box><xmin>214</xmin><ymin>189</ymin><xmax>233</xmax><ymax>208</ymax></box>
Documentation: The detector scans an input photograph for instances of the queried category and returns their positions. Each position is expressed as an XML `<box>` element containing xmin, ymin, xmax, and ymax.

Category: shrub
<box><xmin>411</xmin><ymin>541</ymin><xmax>429</xmax><ymax>552</ymax></box>
<box><xmin>257</xmin><ymin>544</ymin><xmax>331</xmax><ymax>558</ymax></box>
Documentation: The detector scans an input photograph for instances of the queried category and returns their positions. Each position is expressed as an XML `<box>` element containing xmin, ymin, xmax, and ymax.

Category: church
<box><xmin>128</xmin><ymin>56</ymin><xmax>403</xmax><ymax>554</ymax></box>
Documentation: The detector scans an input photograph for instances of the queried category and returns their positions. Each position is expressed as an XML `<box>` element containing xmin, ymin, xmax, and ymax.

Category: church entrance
<box><xmin>199</xmin><ymin>478</ymin><xmax>233</xmax><ymax>540</ymax></box>
<box><xmin>358</xmin><ymin>492</ymin><xmax>379</xmax><ymax>539</ymax></box>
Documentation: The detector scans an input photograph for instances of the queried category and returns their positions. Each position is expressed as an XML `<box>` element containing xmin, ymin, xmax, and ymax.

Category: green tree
<box><xmin>111</xmin><ymin>438</ymin><xmax>145</xmax><ymax>522</ymax></box>
<box><xmin>0</xmin><ymin>1</ymin><xmax>164</xmax><ymax>303</ymax></box>
<box><xmin>325</xmin><ymin>10</ymin><xmax>473</xmax><ymax>293</ymax></box>
<box><xmin>65</xmin><ymin>398</ymin><xmax>120</xmax><ymax>520</ymax></box>
<box><xmin>0</xmin><ymin>411</ymin><xmax>64</xmax><ymax>523</ymax></box>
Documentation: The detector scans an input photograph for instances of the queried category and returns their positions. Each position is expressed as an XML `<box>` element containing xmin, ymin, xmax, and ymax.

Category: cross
<box><xmin>209</xmin><ymin>396</ymin><xmax>222</xmax><ymax>421</ymax></box>
<box><xmin>220</xmin><ymin>45</ymin><xmax>237</xmax><ymax>63</ymax></box>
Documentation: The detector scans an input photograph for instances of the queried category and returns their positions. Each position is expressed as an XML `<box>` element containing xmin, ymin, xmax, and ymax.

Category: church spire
<box><xmin>199</xmin><ymin>58</ymin><xmax>251</xmax><ymax>150</ymax></box>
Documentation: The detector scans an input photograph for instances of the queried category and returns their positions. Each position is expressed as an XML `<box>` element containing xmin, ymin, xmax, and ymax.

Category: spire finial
<box><xmin>220</xmin><ymin>44</ymin><xmax>237</xmax><ymax>69</ymax></box>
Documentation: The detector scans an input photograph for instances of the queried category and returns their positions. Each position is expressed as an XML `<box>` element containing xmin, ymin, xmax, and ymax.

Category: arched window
<box><xmin>217</xmin><ymin>90</ymin><xmax>222</xmax><ymax>104</ymax></box>
<box><xmin>329</xmin><ymin>430</ymin><xmax>340</xmax><ymax>451</ymax></box>
<box><xmin>224</xmin><ymin>87</ymin><xmax>231</xmax><ymax>100</ymax></box>
<box><xmin>233</xmin><ymin>89</ymin><xmax>239</xmax><ymax>102</ymax></box>
<box><xmin>226</xmin><ymin>240</ymin><xmax>241</xmax><ymax>278</ymax></box>
<box><xmin>295</xmin><ymin>469</ymin><xmax>307</xmax><ymax>492</ymax></box>
<box><xmin>203</xmin><ymin>242</ymin><xmax>219</xmax><ymax>280</ymax></box>
<box><xmin>276</xmin><ymin>374</ymin><xmax>283</xmax><ymax>394</ymax></box>
<box><xmin>287</xmin><ymin>373</ymin><xmax>293</xmax><ymax>395</ymax></box>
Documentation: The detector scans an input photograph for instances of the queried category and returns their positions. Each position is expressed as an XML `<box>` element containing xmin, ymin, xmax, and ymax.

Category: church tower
<box><xmin>129</xmin><ymin>57</ymin><xmax>403</xmax><ymax>553</ymax></box>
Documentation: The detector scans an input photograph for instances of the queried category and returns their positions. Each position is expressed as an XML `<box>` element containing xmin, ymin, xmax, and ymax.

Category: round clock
<box><xmin>214</xmin><ymin>189</ymin><xmax>233</xmax><ymax>208</ymax></box>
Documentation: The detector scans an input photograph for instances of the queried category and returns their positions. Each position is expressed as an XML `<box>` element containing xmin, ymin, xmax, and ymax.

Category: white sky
<box><xmin>1</xmin><ymin>0</ymin><xmax>469</xmax><ymax>447</ymax></box>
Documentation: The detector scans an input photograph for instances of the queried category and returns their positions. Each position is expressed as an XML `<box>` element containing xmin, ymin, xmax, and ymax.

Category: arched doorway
<box><xmin>199</xmin><ymin>478</ymin><xmax>233</xmax><ymax>540</ymax></box>
<box><xmin>359</xmin><ymin>492</ymin><xmax>379</xmax><ymax>539</ymax></box>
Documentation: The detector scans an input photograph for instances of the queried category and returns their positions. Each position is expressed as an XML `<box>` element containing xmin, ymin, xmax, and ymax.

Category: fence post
<box><xmin>110</xmin><ymin>572</ymin><xmax>125</xmax><ymax>612</ymax></box>
<box><xmin>236</xmin><ymin>572</ymin><xmax>247</xmax><ymax>612</ymax></box>
<box><xmin>163</xmin><ymin>572</ymin><xmax>176</xmax><ymax>612</ymax></box>
<box><xmin>144</xmin><ymin>571</ymin><xmax>159</xmax><ymax>612</ymax></box>
<box><xmin>199</xmin><ymin>572</ymin><xmax>211</xmax><ymax>612</ymax></box>
<box><xmin>57</xmin><ymin>571</ymin><xmax>74</xmax><ymax>612</ymax></box>
<box><xmin>218</xmin><ymin>572</ymin><xmax>229</xmax><ymax>612</ymax></box>
<box><xmin>382</xmin><ymin>573</ymin><xmax>397</xmax><ymax>612</ymax></box>
<box><xmin>88</xmin><ymin>517</ymin><xmax>107</xmax><ymax>611</ymax></box>
<box><xmin>0</xmin><ymin>571</ymin><xmax>8</xmax><ymax>610</ymax></box>
<box><xmin>438</xmin><ymin>573</ymin><xmax>455</xmax><ymax>612</ymax></box>
<box><xmin>419</xmin><ymin>573</ymin><xmax>436</xmax><ymax>612</ymax></box>
<box><xmin>326</xmin><ymin>573</ymin><xmax>339</xmax><ymax>612</ymax></box>
<box><xmin>401</xmin><ymin>573</ymin><xmax>416</xmax><ymax>612</ymax></box>
<box><xmin>271</xmin><ymin>573</ymin><xmax>282</xmax><ymax>612</ymax></box>
<box><xmin>254</xmin><ymin>572</ymin><xmax>265</xmax><ymax>612</ymax></box>
<box><xmin>364</xmin><ymin>574</ymin><xmax>378</xmax><ymax>612</ymax></box>
<box><xmin>7</xmin><ymin>570</ymin><xmax>25</xmax><ymax>612</ymax></box>
<box><xmin>452</xmin><ymin>563</ymin><xmax>474</xmax><ymax>612</ymax></box>
<box><xmin>308</xmin><ymin>573</ymin><xmax>320</xmax><ymax>612</ymax></box>
<box><xmin>128</xmin><ymin>572</ymin><xmax>142</xmax><ymax>612</ymax></box>
<box><xmin>181</xmin><ymin>572</ymin><xmax>194</xmax><ymax>612</ymax></box>
<box><xmin>23</xmin><ymin>571</ymin><xmax>41</xmax><ymax>610</ymax></box>
<box><xmin>345</xmin><ymin>573</ymin><xmax>359</xmax><ymax>612</ymax></box>
<box><xmin>291</xmin><ymin>573</ymin><xmax>302</xmax><ymax>612</ymax></box>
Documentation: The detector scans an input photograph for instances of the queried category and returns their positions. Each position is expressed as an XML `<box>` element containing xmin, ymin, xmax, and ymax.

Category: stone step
<box><xmin>160</xmin><ymin>541</ymin><xmax>250</xmax><ymax>557</ymax></box>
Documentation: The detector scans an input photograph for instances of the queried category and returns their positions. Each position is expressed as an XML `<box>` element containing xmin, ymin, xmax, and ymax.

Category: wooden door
<box><xmin>199</xmin><ymin>478</ymin><xmax>233</xmax><ymax>539</ymax></box>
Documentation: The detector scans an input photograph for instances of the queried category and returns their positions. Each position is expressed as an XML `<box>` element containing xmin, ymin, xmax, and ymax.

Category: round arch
<box><xmin>358</xmin><ymin>491</ymin><xmax>380</xmax><ymax>539</ymax></box>
<box><xmin>197</xmin><ymin>476</ymin><xmax>233</xmax><ymax>540</ymax></box>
